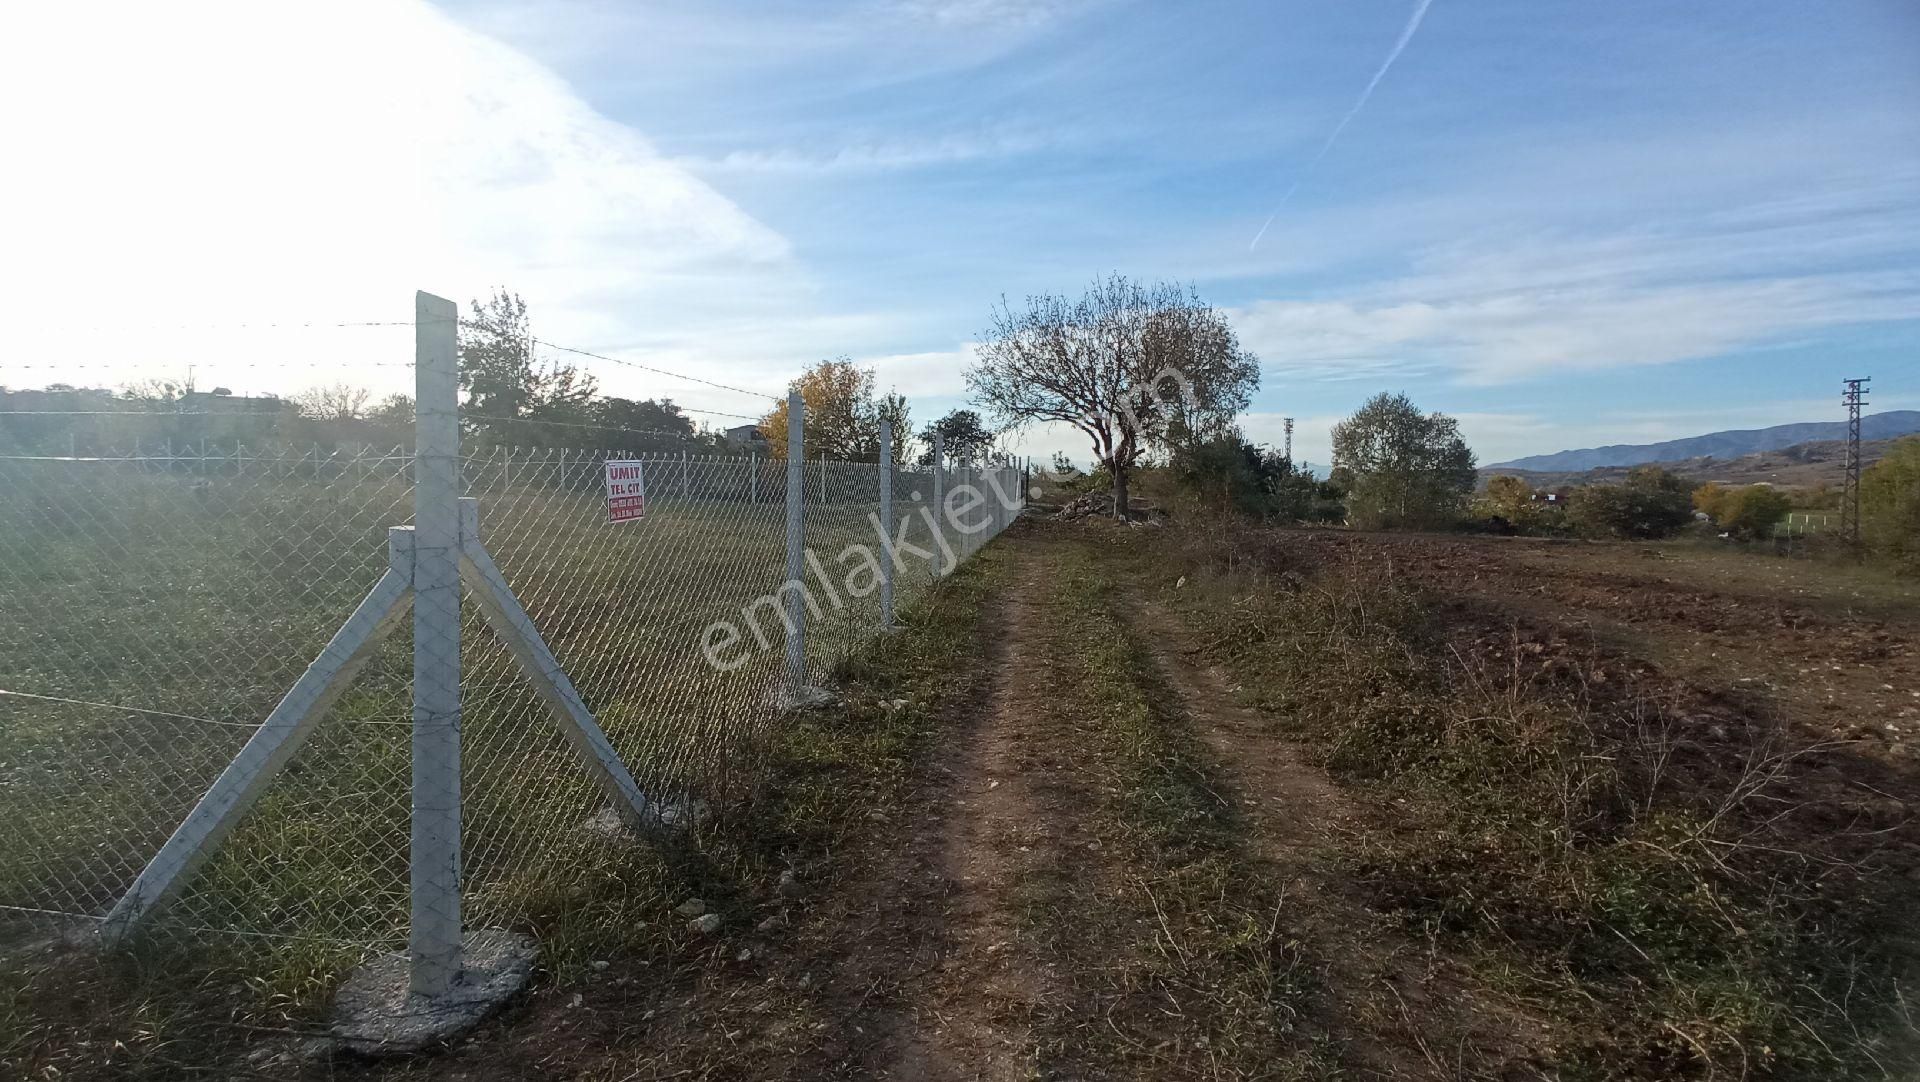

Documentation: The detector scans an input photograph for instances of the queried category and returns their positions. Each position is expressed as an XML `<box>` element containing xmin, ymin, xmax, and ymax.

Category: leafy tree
<box><xmin>458</xmin><ymin>288</ymin><xmax>597</xmax><ymax>445</ymax></box>
<box><xmin>1720</xmin><ymin>486</ymin><xmax>1793</xmax><ymax>539</ymax></box>
<box><xmin>1567</xmin><ymin>467</ymin><xmax>1695</xmax><ymax>539</ymax></box>
<box><xmin>594</xmin><ymin>397</ymin><xmax>693</xmax><ymax>437</ymax></box>
<box><xmin>361</xmin><ymin>393</ymin><xmax>414</xmax><ymax>447</ymax></box>
<box><xmin>1330</xmin><ymin>392</ymin><xmax>1477</xmax><ymax>529</ymax></box>
<box><xmin>1692</xmin><ymin>482</ymin><xmax>1726</xmax><ymax>516</ymax></box>
<box><xmin>918</xmin><ymin>409</ymin><xmax>994</xmax><ymax>465</ymax></box>
<box><xmin>1281</xmin><ymin>470</ymin><xmax>1350</xmax><ymax>524</ymax></box>
<box><xmin>967</xmin><ymin>275</ymin><xmax>1259</xmax><ymax>519</ymax></box>
<box><xmin>878</xmin><ymin>392</ymin><xmax>912</xmax><ymax>464</ymax></box>
<box><xmin>367</xmin><ymin>393</ymin><xmax>414</xmax><ymax>426</ymax></box>
<box><xmin>572</xmin><ymin>396</ymin><xmax>698</xmax><ymax>452</ymax></box>
<box><xmin>757</xmin><ymin>358</ymin><xmax>899</xmax><ymax>461</ymax></box>
<box><xmin>1862</xmin><ymin>437</ymin><xmax>1920</xmax><ymax>571</ymax></box>
<box><xmin>1694</xmin><ymin>483</ymin><xmax>1791</xmax><ymax>539</ymax></box>
<box><xmin>1477</xmin><ymin>474</ymin><xmax>1536</xmax><ymax>525</ymax></box>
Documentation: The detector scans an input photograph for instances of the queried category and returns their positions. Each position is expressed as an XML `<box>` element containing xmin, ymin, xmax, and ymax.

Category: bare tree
<box><xmin>967</xmin><ymin>275</ymin><xmax>1259</xmax><ymax>518</ymax></box>
<box><xmin>293</xmin><ymin>382</ymin><xmax>372</xmax><ymax>422</ymax></box>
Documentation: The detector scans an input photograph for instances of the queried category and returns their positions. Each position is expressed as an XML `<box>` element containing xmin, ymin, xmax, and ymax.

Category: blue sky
<box><xmin>3</xmin><ymin>0</ymin><xmax>1915</xmax><ymax>466</ymax></box>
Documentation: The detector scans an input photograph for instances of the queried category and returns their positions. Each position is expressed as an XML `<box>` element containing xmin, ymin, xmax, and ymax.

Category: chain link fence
<box><xmin>0</xmin><ymin>435</ymin><xmax>1024</xmax><ymax>965</ymax></box>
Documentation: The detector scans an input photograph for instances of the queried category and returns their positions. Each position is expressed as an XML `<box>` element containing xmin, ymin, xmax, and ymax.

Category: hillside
<box><xmin>1481</xmin><ymin>436</ymin><xmax>1907</xmax><ymax>491</ymax></box>
<box><xmin>1487</xmin><ymin>409</ymin><xmax>1920</xmax><ymax>472</ymax></box>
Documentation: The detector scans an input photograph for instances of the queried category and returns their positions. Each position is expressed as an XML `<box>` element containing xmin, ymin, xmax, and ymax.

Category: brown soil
<box><xmin>1273</xmin><ymin>531</ymin><xmax>1920</xmax><ymax>752</ymax></box>
<box><xmin>850</xmin><ymin>550</ymin><xmax>1059</xmax><ymax>1079</ymax></box>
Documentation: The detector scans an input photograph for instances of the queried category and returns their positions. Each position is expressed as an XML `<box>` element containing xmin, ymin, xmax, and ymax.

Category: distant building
<box><xmin>181</xmin><ymin>390</ymin><xmax>288</xmax><ymax>414</ymax></box>
<box><xmin>723</xmin><ymin>423</ymin><xmax>768</xmax><ymax>451</ymax></box>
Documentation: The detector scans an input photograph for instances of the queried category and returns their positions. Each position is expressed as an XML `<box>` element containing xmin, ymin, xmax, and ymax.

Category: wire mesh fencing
<box><xmin>0</xmin><ymin>440</ymin><xmax>1025</xmax><ymax>962</ymax></box>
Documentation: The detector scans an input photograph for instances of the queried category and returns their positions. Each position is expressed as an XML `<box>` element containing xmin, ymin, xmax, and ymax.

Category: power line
<box><xmin>0</xmin><ymin>361</ymin><xmax>415</xmax><ymax>371</ymax></box>
<box><xmin>530</xmin><ymin>339</ymin><xmax>777</xmax><ymax>403</ymax></box>
<box><xmin>18</xmin><ymin>318</ymin><xmax>441</xmax><ymax>334</ymax></box>
<box><xmin>2</xmin><ymin>319</ymin><xmax>784</xmax><ymax>414</ymax></box>
<box><xmin>0</xmin><ymin>409</ymin><xmax>288</xmax><ymax>417</ymax></box>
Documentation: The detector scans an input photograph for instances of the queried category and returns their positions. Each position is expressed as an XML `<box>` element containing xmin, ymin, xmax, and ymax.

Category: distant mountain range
<box><xmin>1478</xmin><ymin>437</ymin><xmax>1903</xmax><ymax>491</ymax></box>
<box><xmin>1486</xmin><ymin>410</ymin><xmax>1920</xmax><ymax>472</ymax></box>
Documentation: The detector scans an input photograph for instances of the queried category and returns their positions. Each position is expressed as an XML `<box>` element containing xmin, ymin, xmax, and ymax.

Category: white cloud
<box><xmin>1233</xmin><ymin>271</ymin><xmax>1919</xmax><ymax>387</ymax></box>
<box><xmin>0</xmin><ymin>0</ymin><xmax>798</xmax><ymax>401</ymax></box>
<box><xmin>1230</xmin><ymin>168</ymin><xmax>1920</xmax><ymax>389</ymax></box>
<box><xmin>680</xmin><ymin>131</ymin><xmax>1050</xmax><ymax>175</ymax></box>
<box><xmin>883</xmin><ymin>0</ymin><xmax>1102</xmax><ymax>29</ymax></box>
<box><xmin>863</xmin><ymin>346</ymin><xmax>977</xmax><ymax>399</ymax></box>
<box><xmin>1219</xmin><ymin>109</ymin><xmax>1920</xmax><ymax>389</ymax></box>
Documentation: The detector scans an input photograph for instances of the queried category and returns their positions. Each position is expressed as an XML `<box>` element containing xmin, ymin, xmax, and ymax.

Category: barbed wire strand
<box><xmin>0</xmin><ymin>687</ymin><xmax>417</xmax><ymax>728</ymax></box>
<box><xmin>530</xmin><ymin>339</ymin><xmax>778</xmax><ymax>403</ymax></box>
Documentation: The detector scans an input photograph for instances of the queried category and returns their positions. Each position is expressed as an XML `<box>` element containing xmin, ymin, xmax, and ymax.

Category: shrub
<box><xmin>1166</xmin><ymin>429</ymin><xmax>1344</xmax><ymax>522</ymax></box>
<box><xmin>1567</xmin><ymin>467</ymin><xmax>1695</xmax><ymax>539</ymax></box>
<box><xmin>1695</xmin><ymin>483</ymin><xmax>1792</xmax><ymax>539</ymax></box>
<box><xmin>1168</xmin><ymin>430</ymin><xmax>1274</xmax><ymax>516</ymax></box>
<box><xmin>1862</xmin><ymin>437</ymin><xmax>1920</xmax><ymax>572</ymax></box>
<box><xmin>1712</xmin><ymin>483</ymin><xmax>1781</xmax><ymax>537</ymax></box>
<box><xmin>1474</xmin><ymin>474</ymin><xmax>1566</xmax><ymax>534</ymax></box>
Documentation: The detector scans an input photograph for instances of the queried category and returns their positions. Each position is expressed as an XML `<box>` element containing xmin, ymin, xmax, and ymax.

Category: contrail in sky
<box><xmin>1251</xmin><ymin>0</ymin><xmax>1437</xmax><ymax>250</ymax></box>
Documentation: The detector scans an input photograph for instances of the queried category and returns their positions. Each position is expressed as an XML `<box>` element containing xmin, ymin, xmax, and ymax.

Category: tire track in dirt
<box><xmin>1124</xmin><ymin>593</ymin><xmax>1557</xmax><ymax>1081</ymax></box>
<box><xmin>853</xmin><ymin>546</ymin><xmax>1060</xmax><ymax>1080</ymax></box>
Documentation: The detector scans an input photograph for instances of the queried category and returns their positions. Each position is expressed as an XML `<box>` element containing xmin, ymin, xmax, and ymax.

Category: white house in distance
<box><xmin>723</xmin><ymin>424</ymin><xmax>768</xmax><ymax>453</ymax></box>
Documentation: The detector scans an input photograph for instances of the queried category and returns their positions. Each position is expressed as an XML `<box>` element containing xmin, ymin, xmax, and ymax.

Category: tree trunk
<box><xmin>1113</xmin><ymin>463</ymin><xmax>1130</xmax><ymax>521</ymax></box>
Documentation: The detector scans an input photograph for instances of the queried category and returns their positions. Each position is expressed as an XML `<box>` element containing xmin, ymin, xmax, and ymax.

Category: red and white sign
<box><xmin>605</xmin><ymin>460</ymin><xmax>647</xmax><ymax>523</ymax></box>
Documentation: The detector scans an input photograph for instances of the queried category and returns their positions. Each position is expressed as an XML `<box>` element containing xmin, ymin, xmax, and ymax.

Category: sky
<box><xmin>1</xmin><ymin>0</ymin><xmax>1915</xmax><ymax>468</ymax></box>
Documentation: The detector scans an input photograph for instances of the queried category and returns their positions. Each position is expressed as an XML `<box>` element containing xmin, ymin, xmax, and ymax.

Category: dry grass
<box><xmin>1010</xmin><ymin>536</ymin><xmax>1334</xmax><ymax>1080</ymax></box>
<box><xmin>1123</xmin><ymin>521</ymin><xmax>1920</xmax><ymax>1080</ymax></box>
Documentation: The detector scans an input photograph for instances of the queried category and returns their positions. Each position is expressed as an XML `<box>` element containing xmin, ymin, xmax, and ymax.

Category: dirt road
<box><xmin>853</xmin><ymin>554</ymin><xmax>1056</xmax><ymax>1080</ymax></box>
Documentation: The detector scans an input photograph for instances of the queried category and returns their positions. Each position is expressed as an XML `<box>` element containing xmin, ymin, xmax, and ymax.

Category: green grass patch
<box><xmin>0</xmin><ymin>455</ymin><xmax>1012</xmax><ymax>1079</ymax></box>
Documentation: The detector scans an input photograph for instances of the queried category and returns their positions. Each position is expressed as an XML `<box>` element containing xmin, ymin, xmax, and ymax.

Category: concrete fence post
<box><xmin>784</xmin><ymin>391</ymin><xmax>807</xmax><ymax>695</ymax></box>
<box><xmin>410</xmin><ymin>291</ymin><xmax>463</xmax><ymax>997</ymax></box>
<box><xmin>930</xmin><ymin>432</ymin><xmax>945</xmax><ymax>578</ymax></box>
<box><xmin>878</xmin><ymin>423</ymin><xmax>894</xmax><ymax>630</ymax></box>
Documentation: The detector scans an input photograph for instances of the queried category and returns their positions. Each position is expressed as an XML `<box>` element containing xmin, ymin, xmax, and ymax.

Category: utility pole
<box><xmin>1282</xmin><ymin>418</ymin><xmax>1295</xmax><ymax>464</ymax></box>
<box><xmin>1841</xmin><ymin>377</ymin><xmax>1870</xmax><ymax>553</ymax></box>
